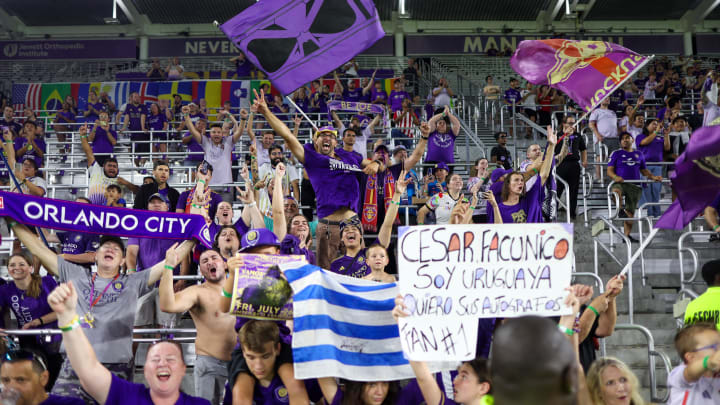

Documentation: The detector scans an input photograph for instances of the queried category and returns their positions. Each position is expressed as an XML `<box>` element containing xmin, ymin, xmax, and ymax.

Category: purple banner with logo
<box><xmin>149</xmin><ymin>35</ymin><xmax>393</xmax><ymax>58</ymax></box>
<box><xmin>0</xmin><ymin>39</ymin><xmax>136</xmax><ymax>60</ymax></box>
<box><xmin>0</xmin><ymin>191</ymin><xmax>213</xmax><ymax>247</ymax></box>
<box><xmin>230</xmin><ymin>254</ymin><xmax>306</xmax><ymax>320</ymax></box>
<box><xmin>696</xmin><ymin>34</ymin><xmax>720</xmax><ymax>54</ymax></box>
<box><xmin>511</xmin><ymin>39</ymin><xmax>649</xmax><ymax>113</ymax></box>
<box><xmin>406</xmin><ymin>34</ymin><xmax>683</xmax><ymax>55</ymax></box>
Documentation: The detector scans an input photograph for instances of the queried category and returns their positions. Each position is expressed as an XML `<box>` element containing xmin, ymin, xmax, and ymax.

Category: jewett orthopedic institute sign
<box><xmin>0</xmin><ymin>39</ymin><xmax>137</xmax><ymax>60</ymax></box>
<box><xmin>397</xmin><ymin>223</ymin><xmax>574</xmax><ymax>361</ymax></box>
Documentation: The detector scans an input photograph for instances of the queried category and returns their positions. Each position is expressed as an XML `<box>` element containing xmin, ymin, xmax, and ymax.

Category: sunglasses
<box><xmin>3</xmin><ymin>350</ymin><xmax>47</xmax><ymax>371</ymax></box>
<box><xmin>691</xmin><ymin>343</ymin><xmax>719</xmax><ymax>352</ymax></box>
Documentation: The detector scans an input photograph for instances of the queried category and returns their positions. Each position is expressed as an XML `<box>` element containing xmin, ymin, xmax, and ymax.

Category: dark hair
<box><xmin>463</xmin><ymin>358</ymin><xmax>492</xmax><ymax>392</ymax></box>
<box><xmin>667</xmin><ymin>96</ymin><xmax>681</xmax><ymax>109</ymax></box>
<box><xmin>619</xmin><ymin>131</ymin><xmax>633</xmax><ymax>141</ymax></box>
<box><xmin>23</xmin><ymin>120</ymin><xmax>37</xmax><ymax>129</ymax></box>
<box><xmin>213</xmin><ymin>225</ymin><xmax>239</xmax><ymax>249</ymax></box>
<box><xmin>103</xmin><ymin>157</ymin><xmax>118</xmax><ymax>166</ymax></box>
<box><xmin>343</xmin><ymin>127</ymin><xmax>358</xmax><ymax>137</ymax></box>
<box><xmin>9</xmin><ymin>252</ymin><xmax>41</xmax><ymax>299</ymax></box>
<box><xmin>642</xmin><ymin>119</ymin><xmax>658</xmax><ymax>136</ymax></box>
<box><xmin>486</xmin><ymin>75</ymin><xmax>493</xmax><ymax>81</ymax></box>
<box><xmin>21</xmin><ymin>157</ymin><xmax>38</xmax><ymax>171</ymax></box>
<box><xmin>269</xmin><ymin>143</ymin><xmax>284</xmax><ymax>155</ymax></box>
<box><xmin>239</xmin><ymin>320</ymin><xmax>280</xmax><ymax>352</ymax></box>
<box><xmin>1</xmin><ymin>349</ymin><xmax>48</xmax><ymax>374</ymax></box>
<box><xmin>632</xmin><ymin>113</ymin><xmax>644</xmax><ymax>122</ymax></box>
<box><xmin>500</xmin><ymin>171</ymin><xmax>525</xmax><ymax>202</ymax></box>
<box><xmin>341</xmin><ymin>380</ymin><xmax>399</xmax><ymax>405</ymax></box>
<box><xmin>287</xmin><ymin>214</ymin><xmax>312</xmax><ymax>245</ymax></box>
<box><xmin>494</xmin><ymin>131</ymin><xmax>507</xmax><ymax>140</ymax></box>
<box><xmin>75</xmin><ymin>197</ymin><xmax>91</xmax><ymax>203</ymax></box>
<box><xmin>99</xmin><ymin>235</ymin><xmax>125</xmax><ymax>256</ymax></box>
<box><xmin>210</xmin><ymin>123</ymin><xmax>223</xmax><ymax>129</ymax></box>
<box><xmin>153</xmin><ymin>160</ymin><xmax>169</xmax><ymax>170</ymax></box>
<box><xmin>199</xmin><ymin>247</ymin><xmax>224</xmax><ymax>261</ymax></box>
<box><xmin>702</xmin><ymin>259</ymin><xmax>720</xmax><ymax>286</ymax></box>
<box><xmin>105</xmin><ymin>184</ymin><xmax>122</xmax><ymax>193</ymax></box>
<box><xmin>671</xmin><ymin>116</ymin><xmax>687</xmax><ymax>125</ymax></box>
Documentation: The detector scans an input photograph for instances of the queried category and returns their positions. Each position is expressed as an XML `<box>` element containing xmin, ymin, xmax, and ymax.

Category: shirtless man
<box><xmin>159</xmin><ymin>247</ymin><xmax>236</xmax><ymax>405</ymax></box>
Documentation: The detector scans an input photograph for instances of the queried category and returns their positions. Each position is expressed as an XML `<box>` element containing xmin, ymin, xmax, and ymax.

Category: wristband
<box><xmin>81</xmin><ymin>135</ymin><xmax>88</xmax><ymax>139</ymax></box>
<box><xmin>164</xmin><ymin>265</ymin><xmax>175</xmax><ymax>271</ymax></box>
<box><xmin>470</xmin><ymin>205</ymin><xmax>476</xmax><ymax>211</ymax></box>
<box><xmin>3</xmin><ymin>140</ymin><xmax>12</xmax><ymax>144</ymax></box>
<box><xmin>714</xmin><ymin>225</ymin><xmax>720</xmax><ymax>232</ymax></box>
<box><xmin>127</xmin><ymin>269</ymin><xmax>136</xmax><ymax>274</ymax></box>
<box><xmin>532</xmin><ymin>168</ymin><xmax>539</xmax><ymax>175</ymax></box>
<box><xmin>390</xmin><ymin>200</ymin><xmax>401</xmax><ymax>206</ymax></box>
<box><xmin>59</xmin><ymin>315</ymin><xmax>80</xmax><ymax>332</ymax></box>
<box><xmin>558</xmin><ymin>325</ymin><xmax>574</xmax><ymax>336</ymax></box>
<box><xmin>245</xmin><ymin>202</ymin><xmax>257</xmax><ymax>207</ymax></box>
<box><xmin>191</xmin><ymin>203</ymin><xmax>202</xmax><ymax>209</ymax></box>
<box><xmin>38</xmin><ymin>317</ymin><xmax>44</xmax><ymax>326</ymax></box>
<box><xmin>704</xmin><ymin>355</ymin><xmax>710</xmax><ymax>370</ymax></box>
<box><xmin>7</xmin><ymin>219</ymin><xmax>17</xmax><ymax>228</ymax></box>
<box><xmin>587</xmin><ymin>305</ymin><xmax>600</xmax><ymax>317</ymax></box>
<box><xmin>221</xmin><ymin>288</ymin><xmax>233</xmax><ymax>298</ymax></box>
<box><xmin>421</xmin><ymin>136</ymin><xmax>429</xmax><ymax>140</ymax></box>
<box><xmin>197</xmin><ymin>179</ymin><xmax>206</xmax><ymax>185</ymax></box>
<box><xmin>417</xmin><ymin>222</ymin><xmax>424</xmax><ymax>225</ymax></box>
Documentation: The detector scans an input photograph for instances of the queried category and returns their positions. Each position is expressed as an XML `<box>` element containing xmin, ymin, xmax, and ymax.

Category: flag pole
<box><xmin>573</xmin><ymin>54</ymin><xmax>655</xmax><ymax>131</ymax></box>
<box><xmin>618</xmin><ymin>227</ymin><xmax>660</xmax><ymax>277</ymax></box>
<box><xmin>285</xmin><ymin>96</ymin><xmax>320</xmax><ymax>132</ymax></box>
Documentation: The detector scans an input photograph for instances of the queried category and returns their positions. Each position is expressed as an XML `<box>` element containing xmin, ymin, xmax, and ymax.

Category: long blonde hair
<box><xmin>586</xmin><ymin>357</ymin><xmax>645</xmax><ymax>405</ymax></box>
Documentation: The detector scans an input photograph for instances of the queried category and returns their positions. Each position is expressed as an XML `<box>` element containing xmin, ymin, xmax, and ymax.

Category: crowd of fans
<box><xmin>0</xmin><ymin>54</ymin><xmax>718</xmax><ymax>405</ymax></box>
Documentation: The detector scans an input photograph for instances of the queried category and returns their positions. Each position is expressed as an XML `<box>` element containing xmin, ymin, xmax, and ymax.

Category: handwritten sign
<box><xmin>397</xmin><ymin>224</ymin><xmax>574</xmax><ymax>361</ymax></box>
<box><xmin>230</xmin><ymin>254</ymin><xmax>306</xmax><ymax>320</ymax></box>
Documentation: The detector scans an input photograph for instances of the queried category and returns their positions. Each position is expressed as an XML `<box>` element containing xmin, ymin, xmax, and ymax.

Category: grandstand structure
<box><xmin>2</xmin><ymin>0</ymin><xmax>720</xmax><ymax>402</ymax></box>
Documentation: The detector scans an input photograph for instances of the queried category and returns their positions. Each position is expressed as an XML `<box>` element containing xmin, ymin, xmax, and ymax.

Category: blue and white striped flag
<box><xmin>284</xmin><ymin>264</ymin><xmax>416</xmax><ymax>381</ymax></box>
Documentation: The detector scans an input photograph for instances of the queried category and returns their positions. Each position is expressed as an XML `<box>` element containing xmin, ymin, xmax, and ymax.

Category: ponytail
<box><xmin>10</xmin><ymin>252</ymin><xmax>42</xmax><ymax>298</ymax></box>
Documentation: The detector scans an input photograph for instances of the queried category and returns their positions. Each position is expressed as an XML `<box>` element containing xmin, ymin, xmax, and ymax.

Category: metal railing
<box><xmin>593</xmin><ymin>216</ymin><xmax>635</xmax><ymax>323</ymax></box>
<box><xmin>612</xmin><ymin>324</ymin><xmax>672</xmax><ymax>404</ymax></box>
<box><xmin>677</xmin><ymin>230</ymin><xmax>718</xmax><ymax>300</ymax></box>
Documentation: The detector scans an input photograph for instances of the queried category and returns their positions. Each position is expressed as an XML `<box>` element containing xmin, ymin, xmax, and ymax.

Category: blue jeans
<box><xmin>640</xmin><ymin>164</ymin><xmax>662</xmax><ymax>217</ymax></box>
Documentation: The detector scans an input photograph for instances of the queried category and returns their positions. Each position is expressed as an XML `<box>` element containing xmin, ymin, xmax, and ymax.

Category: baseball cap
<box><xmin>313</xmin><ymin>125</ymin><xmax>338</xmax><ymax>140</ymax></box>
<box><xmin>147</xmin><ymin>193</ymin><xmax>169</xmax><ymax>205</ymax></box>
<box><xmin>490</xmin><ymin>168</ymin><xmax>513</xmax><ymax>183</ymax></box>
<box><xmin>433</xmin><ymin>162</ymin><xmax>450</xmax><ymax>173</ymax></box>
<box><xmin>374</xmin><ymin>143</ymin><xmax>390</xmax><ymax>153</ymax></box>
<box><xmin>239</xmin><ymin>228</ymin><xmax>281</xmax><ymax>252</ymax></box>
<box><xmin>392</xmin><ymin>145</ymin><xmax>407</xmax><ymax>155</ymax></box>
<box><xmin>98</xmin><ymin>235</ymin><xmax>125</xmax><ymax>255</ymax></box>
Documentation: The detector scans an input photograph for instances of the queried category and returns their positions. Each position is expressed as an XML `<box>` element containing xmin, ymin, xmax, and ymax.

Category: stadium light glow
<box><xmin>104</xmin><ymin>0</ymin><xmax>121</xmax><ymax>24</ymax></box>
<box><xmin>399</xmin><ymin>0</ymin><xmax>410</xmax><ymax>18</ymax></box>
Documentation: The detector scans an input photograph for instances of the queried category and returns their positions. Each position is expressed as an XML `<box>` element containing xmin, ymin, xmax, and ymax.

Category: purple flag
<box><xmin>220</xmin><ymin>0</ymin><xmax>384</xmax><ymax>95</ymax></box>
<box><xmin>0</xmin><ymin>191</ymin><xmax>214</xmax><ymax>247</ymax></box>
<box><xmin>655</xmin><ymin>125</ymin><xmax>720</xmax><ymax>229</ymax></box>
<box><xmin>510</xmin><ymin>39</ymin><xmax>650</xmax><ymax>113</ymax></box>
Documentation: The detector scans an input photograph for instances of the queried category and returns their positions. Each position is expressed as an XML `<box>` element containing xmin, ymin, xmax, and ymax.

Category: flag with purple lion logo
<box><xmin>655</xmin><ymin>124</ymin><xmax>720</xmax><ymax>230</ymax></box>
<box><xmin>510</xmin><ymin>39</ymin><xmax>650</xmax><ymax>112</ymax></box>
<box><xmin>220</xmin><ymin>0</ymin><xmax>384</xmax><ymax>95</ymax></box>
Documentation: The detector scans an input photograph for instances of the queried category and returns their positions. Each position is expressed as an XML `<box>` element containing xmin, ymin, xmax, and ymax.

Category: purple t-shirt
<box><xmin>303</xmin><ymin>143</ymin><xmax>363</xmax><ymax>219</ymax></box>
<box><xmin>57</xmin><ymin>231</ymin><xmax>99</xmax><ymax>256</ymax></box>
<box><xmin>313</xmin><ymin>93</ymin><xmax>329</xmax><ymax>113</ymax></box>
<box><xmin>127</xmin><ymin>237</ymin><xmax>177</xmax><ymax>272</ymax></box>
<box><xmin>635</xmin><ymin>133</ymin><xmax>665</xmax><ymax>162</ymax></box>
<box><xmin>91</xmin><ymin>126</ymin><xmax>116</xmax><ymax>155</ymax></box>
<box><xmin>177</xmin><ymin>189</ymin><xmax>223</xmax><ymax>220</ymax></box>
<box><xmin>14</xmin><ymin>137</ymin><xmax>46</xmax><ymax>168</ymax></box>
<box><xmin>208</xmin><ymin>219</ymin><xmax>250</xmax><ymax>244</ymax></box>
<box><xmin>183</xmin><ymin>131</ymin><xmax>206</xmax><ymax>161</ymax></box>
<box><xmin>0</xmin><ymin>276</ymin><xmax>61</xmax><ymax>346</ymax></box>
<box><xmin>293</xmin><ymin>96</ymin><xmax>310</xmax><ymax>113</ymax></box>
<box><xmin>426</xmin><ymin>130</ymin><xmax>457</xmax><ymax>163</ymax></box>
<box><xmin>487</xmin><ymin>173</ymin><xmax>544</xmax><ymax>223</ymax></box>
<box><xmin>330</xmin><ymin>247</ymin><xmax>371</xmax><ymax>278</ymax></box>
<box><xmin>608</xmin><ymin>88</ymin><xmax>626</xmax><ymax>111</ymax></box>
<box><xmin>608</xmin><ymin>149</ymin><xmax>646</xmax><ymax>181</ymax></box>
<box><xmin>343</xmin><ymin>88</ymin><xmax>362</xmax><ymax>102</ymax></box>
<box><xmin>234</xmin><ymin>58</ymin><xmax>254</xmax><ymax>77</ymax></box>
<box><xmin>106</xmin><ymin>373</ymin><xmax>210</xmax><ymax>405</ymax></box>
<box><xmin>371</xmin><ymin>89</ymin><xmax>388</xmax><ymax>104</ymax></box>
<box><xmin>147</xmin><ymin>113</ymin><xmax>167</xmax><ymax>132</ymax></box>
<box><xmin>85</xmin><ymin>102</ymin><xmax>106</xmax><ymax>122</ymax></box>
<box><xmin>54</xmin><ymin>110</ymin><xmax>75</xmax><ymax>125</ymax></box>
<box><xmin>504</xmin><ymin>88</ymin><xmax>522</xmax><ymax>105</ymax></box>
<box><xmin>40</xmin><ymin>394</ymin><xmax>85</xmax><ymax>404</ymax></box>
<box><xmin>389</xmin><ymin>90</ymin><xmax>410</xmax><ymax>112</ymax></box>
<box><xmin>124</xmin><ymin>103</ymin><xmax>148</xmax><ymax>132</ymax></box>
<box><xmin>402</xmin><ymin>372</ymin><xmax>459</xmax><ymax>405</ymax></box>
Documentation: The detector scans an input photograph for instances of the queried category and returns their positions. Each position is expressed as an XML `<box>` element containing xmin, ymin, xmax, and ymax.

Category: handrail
<box><xmin>552</xmin><ymin>166</ymin><xmax>571</xmax><ymax>224</ymax></box>
<box><xmin>593</xmin><ymin>216</ymin><xmax>634</xmax><ymax>323</ymax></box>
<box><xmin>678</xmin><ymin>230</ymin><xmax>717</xmax><ymax>295</ymax></box>
<box><xmin>612</xmin><ymin>323</ymin><xmax>671</xmax><ymax>403</ymax></box>
<box><xmin>636</xmin><ymin>201</ymin><xmax>674</xmax><ymax>285</ymax></box>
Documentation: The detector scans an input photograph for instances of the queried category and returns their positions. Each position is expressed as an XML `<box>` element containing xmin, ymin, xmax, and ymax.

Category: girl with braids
<box><xmin>0</xmin><ymin>252</ymin><xmax>63</xmax><ymax>389</ymax></box>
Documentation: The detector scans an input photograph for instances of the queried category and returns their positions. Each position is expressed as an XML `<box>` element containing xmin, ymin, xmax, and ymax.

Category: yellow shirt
<box><xmin>684</xmin><ymin>287</ymin><xmax>720</xmax><ymax>329</ymax></box>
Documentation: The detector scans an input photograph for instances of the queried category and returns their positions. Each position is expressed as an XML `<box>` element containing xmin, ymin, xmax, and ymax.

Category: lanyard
<box><xmin>89</xmin><ymin>273</ymin><xmax>120</xmax><ymax>310</ymax></box>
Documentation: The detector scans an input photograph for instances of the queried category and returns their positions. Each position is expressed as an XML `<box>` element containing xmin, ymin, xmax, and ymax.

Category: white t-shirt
<box><xmin>667</xmin><ymin>364</ymin><xmax>720</xmax><ymax>405</ymax></box>
<box><xmin>201</xmin><ymin>136</ymin><xmax>234</xmax><ymax>185</ymax></box>
<box><xmin>255</xmin><ymin>138</ymin><xmax>271</xmax><ymax>168</ymax></box>
<box><xmin>87</xmin><ymin>161</ymin><xmax>119</xmax><ymax>205</ymax></box>
<box><xmin>521</xmin><ymin>90</ymin><xmax>536</xmax><ymax>109</ymax></box>
<box><xmin>426</xmin><ymin>192</ymin><xmax>462</xmax><ymax>224</ymax></box>
<box><xmin>339</xmin><ymin>123</ymin><xmax>371</xmax><ymax>159</ymax></box>
<box><xmin>589</xmin><ymin>108</ymin><xmax>618</xmax><ymax>142</ymax></box>
<box><xmin>14</xmin><ymin>176</ymin><xmax>47</xmax><ymax>195</ymax></box>
<box><xmin>433</xmin><ymin>87</ymin><xmax>452</xmax><ymax>107</ymax></box>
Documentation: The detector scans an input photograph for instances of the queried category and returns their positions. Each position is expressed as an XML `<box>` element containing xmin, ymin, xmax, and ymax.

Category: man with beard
<box><xmin>132</xmin><ymin>160</ymin><xmax>180</xmax><ymax>211</ymax></box>
<box><xmin>79</xmin><ymin>125</ymin><xmax>134</xmax><ymax>206</ymax></box>
<box><xmin>258</xmin><ymin>143</ymin><xmax>300</xmax><ymax>198</ymax></box>
<box><xmin>252</xmin><ymin>88</ymin><xmax>383</xmax><ymax>269</ymax></box>
<box><xmin>159</xmin><ymin>248</ymin><xmax>236</xmax><ymax>405</ymax></box>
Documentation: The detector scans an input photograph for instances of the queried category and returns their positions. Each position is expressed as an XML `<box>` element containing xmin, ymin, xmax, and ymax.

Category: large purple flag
<box><xmin>220</xmin><ymin>0</ymin><xmax>384</xmax><ymax>95</ymax></box>
<box><xmin>655</xmin><ymin>125</ymin><xmax>720</xmax><ymax>229</ymax></box>
<box><xmin>510</xmin><ymin>39</ymin><xmax>650</xmax><ymax>113</ymax></box>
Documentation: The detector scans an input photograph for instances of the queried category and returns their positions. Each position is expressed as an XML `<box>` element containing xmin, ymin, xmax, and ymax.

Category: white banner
<box><xmin>397</xmin><ymin>223</ymin><xmax>574</xmax><ymax>361</ymax></box>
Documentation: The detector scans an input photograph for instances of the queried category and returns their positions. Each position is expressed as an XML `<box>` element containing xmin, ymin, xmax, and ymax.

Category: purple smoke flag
<box><xmin>655</xmin><ymin>125</ymin><xmax>720</xmax><ymax>229</ymax></box>
<box><xmin>220</xmin><ymin>0</ymin><xmax>384</xmax><ymax>95</ymax></box>
<box><xmin>0</xmin><ymin>191</ymin><xmax>214</xmax><ymax>247</ymax></box>
<box><xmin>510</xmin><ymin>39</ymin><xmax>650</xmax><ymax>113</ymax></box>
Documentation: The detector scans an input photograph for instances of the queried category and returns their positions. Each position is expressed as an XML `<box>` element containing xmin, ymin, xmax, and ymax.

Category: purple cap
<box><xmin>313</xmin><ymin>125</ymin><xmax>338</xmax><ymax>140</ymax></box>
<box><xmin>239</xmin><ymin>228</ymin><xmax>281</xmax><ymax>252</ymax></box>
<box><xmin>490</xmin><ymin>168</ymin><xmax>513</xmax><ymax>183</ymax></box>
<box><xmin>433</xmin><ymin>162</ymin><xmax>450</xmax><ymax>173</ymax></box>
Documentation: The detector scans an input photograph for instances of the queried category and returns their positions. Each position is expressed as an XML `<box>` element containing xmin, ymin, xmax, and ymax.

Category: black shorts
<box><xmin>227</xmin><ymin>341</ymin><xmax>293</xmax><ymax>386</ymax></box>
<box><xmin>524</xmin><ymin>109</ymin><xmax>537</xmax><ymax>120</ymax></box>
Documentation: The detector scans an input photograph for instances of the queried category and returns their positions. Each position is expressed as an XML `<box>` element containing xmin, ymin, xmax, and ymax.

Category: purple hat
<box><xmin>433</xmin><ymin>162</ymin><xmax>450</xmax><ymax>173</ymax></box>
<box><xmin>313</xmin><ymin>125</ymin><xmax>338</xmax><ymax>140</ymax></box>
<box><xmin>490</xmin><ymin>168</ymin><xmax>513</xmax><ymax>183</ymax></box>
<box><xmin>239</xmin><ymin>228</ymin><xmax>281</xmax><ymax>252</ymax></box>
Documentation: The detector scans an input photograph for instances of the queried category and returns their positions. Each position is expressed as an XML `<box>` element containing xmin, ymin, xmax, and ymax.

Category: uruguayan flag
<box><xmin>284</xmin><ymin>264</ymin><xmax>454</xmax><ymax>381</ymax></box>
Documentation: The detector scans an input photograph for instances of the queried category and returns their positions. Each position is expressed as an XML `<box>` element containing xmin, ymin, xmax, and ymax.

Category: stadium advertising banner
<box><xmin>696</xmin><ymin>34</ymin><xmax>720</xmax><ymax>54</ymax></box>
<box><xmin>0</xmin><ymin>39</ymin><xmax>137</xmax><ymax>60</ymax></box>
<box><xmin>406</xmin><ymin>34</ymin><xmax>684</xmax><ymax>55</ymax></box>
<box><xmin>147</xmin><ymin>35</ymin><xmax>394</xmax><ymax>58</ymax></box>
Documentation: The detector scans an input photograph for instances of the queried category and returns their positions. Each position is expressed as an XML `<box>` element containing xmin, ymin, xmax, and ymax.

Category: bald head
<box><xmin>491</xmin><ymin>316</ymin><xmax>577</xmax><ymax>405</ymax></box>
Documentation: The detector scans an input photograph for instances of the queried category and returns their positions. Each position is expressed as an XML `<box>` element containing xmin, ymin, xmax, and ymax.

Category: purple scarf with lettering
<box><xmin>0</xmin><ymin>191</ymin><xmax>213</xmax><ymax>247</ymax></box>
<box><xmin>327</xmin><ymin>100</ymin><xmax>388</xmax><ymax>127</ymax></box>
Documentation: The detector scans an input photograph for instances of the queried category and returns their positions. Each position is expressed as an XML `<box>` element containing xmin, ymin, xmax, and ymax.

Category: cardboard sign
<box><xmin>397</xmin><ymin>224</ymin><xmax>574</xmax><ymax>360</ymax></box>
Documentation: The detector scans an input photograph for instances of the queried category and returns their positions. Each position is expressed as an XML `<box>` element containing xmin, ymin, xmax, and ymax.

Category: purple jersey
<box><xmin>293</xmin><ymin>96</ymin><xmax>310</xmax><ymax>113</ymax></box>
<box><xmin>426</xmin><ymin>130</ymin><xmax>457</xmax><ymax>163</ymax></box>
<box><xmin>343</xmin><ymin>88</ymin><xmax>362</xmax><ymax>101</ymax></box>
<box><xmin>710</xmin><ymin>193</ymin><xmax>720</xmax><ymax>210</ymax></box>
<box><xmin>54</xmin><ymin>110</ymin><xmax>75</xmax><ymax>125</ymax></box>
<box><xmin>147</xmin><ymin>113</ymin><xmax>167</xmax><ymax>131</ymax></box>
<box><xmin>608</xmin><ymin>149</ymin><xmax>647</xmax><ymax>181</ymax></box>
<box><xmin>389</xmin><ymin>90</ymin><xmax>410</xmax><ymax>112</ymax></box>
<box><xmin>14</xmin><ymin>137</ymin><xmax>46</xmax><ymax>168</ymax></box>
<box><xmin>91</xmin><ymin>126</ymin><xmax>116</xmax><ymax>155</ymax></box>
<box><xmin>635</xmin><ymin>133</ymin><xmax>665</xmax><ymax>162</ymax></box>
<box><xmin>504</xmin><ymin>88</ymin><xmax>522</xmax><ymax>105</ymax></box>
<box><xmin>303</xmin><ymin>143</ymin><xmax>363</xmax><ymax>219</ymax></box>
<box><xmin>488</xmin><ymin>173</ymin><xmax>544</xmax><ymax>224</ymax></box>
<box><xmin>57</xmin><ymin>231</ymin><xmax>99</xmax><ymax>256</ymax></box>
<box><xmin>0</xmin><ymin>276</ymin><xmax>61</xmax><ymax>346</ymax></box>
<box><xmin>106</xmin><ymin>373</ymin><xmax>210</xmax><ymax>405</ymax></box>
<box><xmin>178</xmin><ymin>189</ymin><xmax>223</xmax><ymax>220</ymax></box>
<box><xmin>183</xmin><ymin>131</ymin><xmax>206</xmax><ymax>161</ymax></box>
<box><xmin>234</xmin><ymin>58</ymin><xmax>254</xmax><ymax>77</ymax></box>
<box><xmin>123</xmin><ymin>103</ymin><xmax>147</xmax><ymax>132</ymax></box>
<box><xmin>127</xmin><ymin>237</ymin><xmax>177</xmax><ymax>272</ymax></box>
<box><xmin>371</xmin><ymin>89</ymin><xmax>388</xmax><ymax>104</ymax></box>
<box><xmin>608</xmin><ymin>88</ymin><xmax>626</xmax><ymax>111</ymax></box>
<box><xmin>39</xmin><ymin>394</ymin><xmax>85</xmax><ymax>404</ymax></box>
<box><xmin>313</xmin><ymin>93</ymin><xmax>329</xmax><ymax>112</ymax></box>
<box><xmin>85</xmin><ymin>102</ymin><xmax>106</xmax><ymax>122</ymax></box>
<box><xmin>330</xmin><ymin>247</ymin><xmax>371</xmax><ymax>278</ymax></box>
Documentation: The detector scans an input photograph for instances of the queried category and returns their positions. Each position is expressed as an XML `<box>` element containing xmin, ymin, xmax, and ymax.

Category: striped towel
<box><xmin>284</xmin><ymin>264</ymin><xmax>418</xmax><ymax>381</ymax></box>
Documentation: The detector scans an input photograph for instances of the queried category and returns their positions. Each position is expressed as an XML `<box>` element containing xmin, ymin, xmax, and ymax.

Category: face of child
<box><xmin>367</xmin><ymin>246</ymin><xmax>389</xmax><ymax>271</ymax></box>
<box><xmin>105</xmin><ymin>187</ymin><xmax>121</xmax><ymax>202</ymax></box>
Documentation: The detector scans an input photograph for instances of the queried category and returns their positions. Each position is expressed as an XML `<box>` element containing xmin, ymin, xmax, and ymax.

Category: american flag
<box><xmin>12</xmin><ymin>83</ymin><xmax>41</xmax><ymax>113</ymax></box>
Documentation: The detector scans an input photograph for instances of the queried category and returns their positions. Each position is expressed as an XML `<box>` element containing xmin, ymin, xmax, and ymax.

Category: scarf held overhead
<box><xmin>327</xmin><ymin>100</ymin><xmax>388</xmax><ymax>127</ymax></box>
<box><xmin>0</xmin><ymin>191</ymin><xmax>213</xmax><ymax>247</ymax></box>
